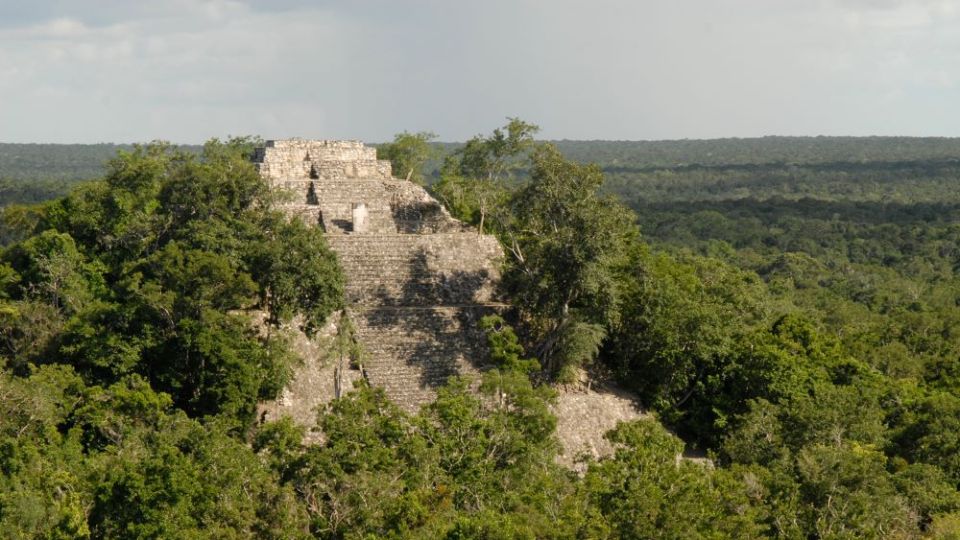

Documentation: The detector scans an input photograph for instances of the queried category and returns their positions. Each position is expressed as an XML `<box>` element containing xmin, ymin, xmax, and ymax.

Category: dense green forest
<box><xmin>0</xmin><ymin>144</ymin><xmax>203</xmax><ymax>206</ymax></box>
<box><xmin>0</xmin><ymin>144</ymin><xmax>129</xmax><ymax>181</ymax></box>
<box><xmin>3</xmin><ymin>130</ymin><xmax>960</xmax><ymax>538</ymax></box>
<box><xmin>0</xmin><ymin>144</ymin><xmax>125</xmax><ymax>207</ymax></box>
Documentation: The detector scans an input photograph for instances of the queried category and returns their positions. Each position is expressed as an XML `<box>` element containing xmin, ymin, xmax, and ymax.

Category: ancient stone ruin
<box><xmin>255</xmin><ymin>139</ymin><xmax>645</xmax><ymax>464</ymax></box>
<box><xmin>254</xmin><ymin>140</ymin><xmax>504</xmax><ymax>415</ymax></box>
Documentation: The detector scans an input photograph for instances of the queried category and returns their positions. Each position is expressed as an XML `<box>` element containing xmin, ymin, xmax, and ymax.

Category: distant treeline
<box><xmin>0</xmin><ymin>143</ymin><xmax>203</xmax><ymax>205</ymax></box>
<box><xmin>0</xmin><ymin>143</ymin><xmax>132</xmax><ymax>181</ymax></box>
<box><xmin>6</xmin><ymin>135</ymin><xmax>960</xmax><ymax>182</ymax></box>
<box><xmin>601</xmin><ymin>160</ymin><xmax>960</xmax><ymax>205</ymax></box>
<box><xmin>552</xmin><ymin>136</ymin><xmax>960</xmax><ymax>167</ymax></box>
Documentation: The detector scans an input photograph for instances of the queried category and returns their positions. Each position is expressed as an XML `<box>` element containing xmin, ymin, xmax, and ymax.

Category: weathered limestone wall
<box><xmin>276</xmin><ymin>178</ymin><xmax>467</xmax><ymax>234</ymax></box>
<box><xmin>253</xmin><ymin>139</ymin><xmax>391</xmax><ymax>181</ymax></box>
<box><xmin>255</xmin><ymin>139</ymin><xmax>504</xmax><ymax>414</ymax></box>
<box><xmin>253</xmin><ymin>312</ymin><xmax>363</xmax><ymax>442</ymax></box>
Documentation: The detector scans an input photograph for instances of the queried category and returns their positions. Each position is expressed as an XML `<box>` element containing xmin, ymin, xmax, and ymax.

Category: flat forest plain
<box><xmin>3</xmin><ymin>136</ymin><xmax>960</xmax><ymax>537</ymax></box>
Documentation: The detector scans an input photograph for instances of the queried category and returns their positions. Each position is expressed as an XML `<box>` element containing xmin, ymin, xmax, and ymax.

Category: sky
<box><xmin>0</xmin><ymin>0</ymin><xmax>957</xmax><ymax>143</ymax></box>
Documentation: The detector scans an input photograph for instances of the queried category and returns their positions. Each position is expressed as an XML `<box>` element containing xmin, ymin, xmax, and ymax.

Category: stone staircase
<box><xmin>324</xmin><ymin>234</ymin><xmax>502</xmax><ymax>306</ymax></box>
<box><xmin>355</xmin><ymin>305</ymin><xmax>498</xmax><ymax>408</ymax></box>
<box><xmin>254</xmin><ymin>139</ymin><xmax>504</xmax><ymax>412</ymax></box>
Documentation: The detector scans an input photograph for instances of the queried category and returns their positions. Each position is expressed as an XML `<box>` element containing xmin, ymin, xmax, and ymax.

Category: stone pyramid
<box><xmin>253</xmin><ymin>140</ymin><xmax>504</xmax><ymax>413</ymax></box>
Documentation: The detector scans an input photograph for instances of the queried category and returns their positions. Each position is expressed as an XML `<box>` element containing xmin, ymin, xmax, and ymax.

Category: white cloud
<box><xmin>0</xmin><ymin>0</ymin><xmax>957</xmax><ymax>142</ymax></box>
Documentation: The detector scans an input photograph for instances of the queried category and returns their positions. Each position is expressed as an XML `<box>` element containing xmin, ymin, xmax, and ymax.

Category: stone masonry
<box><xmin>254</xmin><ymin>139</ymin><xmax>504</xmax><ymax>413</ymax></box>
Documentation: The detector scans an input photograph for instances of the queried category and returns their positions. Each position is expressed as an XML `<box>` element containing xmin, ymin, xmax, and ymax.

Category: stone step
<box><xmin>325</xmin><ymin>234</ymin><xmax>503</xmax><ymax>306</ymax></box>
<box><xmin>349</xmin><ymin>305</ymin><xmax>501</xmax><ymax>411</ymax></box>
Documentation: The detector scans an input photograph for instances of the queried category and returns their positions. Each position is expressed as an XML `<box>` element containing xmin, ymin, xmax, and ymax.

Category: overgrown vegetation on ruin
<box><xmin>4</xmin><ymin>128</ymin><xmax>960</xmax><ymax>537</ymax></box>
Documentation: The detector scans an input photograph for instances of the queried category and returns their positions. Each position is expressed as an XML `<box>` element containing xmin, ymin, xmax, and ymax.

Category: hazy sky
<box><xmin>0</xmin><ymin>0</ymin><xmax>957</xmax><ymax>143</ymax></box>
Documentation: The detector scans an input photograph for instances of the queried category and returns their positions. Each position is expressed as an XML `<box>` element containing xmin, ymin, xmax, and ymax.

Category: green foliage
<box><xmin>551</xmin><ymin>137</ymin><xmax>960</xmax><ymax>170</ymax></box>
<box><xmin>2</xmin><ymin>230</ymin><xmax>101</xmax><ymax>314</ymax></box>
<box><xmin>260</xmin><ymin>319</ymin><xmax>578</xmax><ymax>539</ymax></box>
<box><xmin>479</xmin><ymin>315</ymin><xmax>538</xmax><ymax>374</ymax></box>
<box><xmin>0</xmin><ymin>367</ymin><xmax>308</xmax><ymax>539</ymax></box>
<box><xmin>376</xmin><ymin>131</ymin><xmax>438</xmax><ymax>185</ymax></box>
<box><xmin>893</xmin><ymin>392</ymin><xmax>960</xmax><ymax>482</ymax></box>
<box><xmin>0</xmin><ymin>366</ymin><xmax>90</xmax><ymax>539</ymax></box>
<box><xmin>87</xmin><ymin>411</ymin><xmax>309</xmax><ymax>539</ymax></box>
<box><xmin>583</xmin><ymin>419</ymin><xmax>767</xmax><ymax>539</ymax></box>
<box><xmin>609</xmin><ymin>251</ymin><xmax>770</xmax><ymax>438</ymax></box>
<box><xmin>427</xmin><ymin>132</ymin><xmax>960</xmax><ymax>536</ymax></box>
<box><xmin>432</xmin><ymin>118</ymin><xmax>538</xmax><ymax>234</ymax></box>
<box><xmin>322</xmin><ymin>312</ymin><xmax>365</xmax><ymax>400</ymax></box>
<box><xmin>504</xmin><ymin>144</ymin><xmax>638</xmax><ymax>378</ymax></box>
<box><xmin>5</xmin><ymin>132</ymin><xmax>960</xmax><ymax>537</ymax></box>
<box><xmin>290</xmin><ymin>383</ymin><xmax>439</xmax><ymax>537</ymax></box>
<box><xmin>250</xmin><ymin>218</ymin><xmax>345</xmax><ymax>334</ymax></box>
<box><xmin>456</xmin><ymin>118</ymin><xmax>539</xmax><ymax>182</ymax></box>
<box><xmin>0</xmin><ymin>204</ymin><xmax>47</xmax><ymax>247</ymax></box>
<box><xmin>0</xmin><ymin>138</ymin><xmax>343</xmax><ymax>426</ymax></box>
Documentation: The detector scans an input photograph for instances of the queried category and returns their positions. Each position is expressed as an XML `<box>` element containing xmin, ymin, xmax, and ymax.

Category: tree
<box><xmin>326</xmin><ymin>310</ymin><xmax>363</xmax><ymax>399</ymax></box>
<box><xmin>2</xmin><ymin>230</ymin><xmax>100</xmax><ymax>315</ymax></box>
<box><xmin>433</xmin><ymin>118</ymin><xmax>539</xmax><ymax>235</ymax></box>
<box><xmin>0</xmin><ymin>365</ymin><xmax>91</xmax><ymax>539</ymax></box>
<box><xmin>75</xmin><ymin>376</ymin><xmax>310</xmax><ymax>539</ymax></box>
<box><xmin>268</xmin><ymin>316</ymin><xmax>578</xmax><ymax>539</ymax></box>
<box><xmin>608</xmin><ymin>251</ymin><xmax>771</xmax><ymax>442</ymax></box>
<box><xmin>0</xmin><ymin>366</ymin><xmax>310</xmax><ymax>539</ymax></box>
<box><xmin>376</xmin><ymin>131</ymin><xmax>438</xmax><ymax>185</ymax></box>
<box><xmin>1</xmin><ymin>138</ymin><xmax>344</xmax><ymax>427</ymax></box>
<box><xmin>288</xmin><ymin>383</ymin><xmax>444</xmax><ymax>537</ymax></box>
<box><xmin>504</xmin><ymin>144</ymin><xmax>638</xmax><ymax>380</ymax></box>
<box><xmin>893</xmin><ymin>392</ymin><xmax>960</xmax><ymax>483</ymax></box>
<box><xmin>249</xmin><ymin>217</ymin><xmax>345</xmax><ymax>335</ymax></box>
<box><xmin>582</xmin><ymin>419</ymin><xmax>767</xmax><ymax>539</ymax></box>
